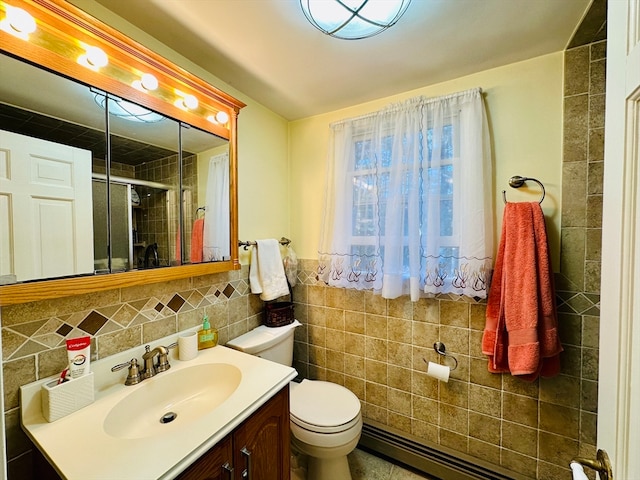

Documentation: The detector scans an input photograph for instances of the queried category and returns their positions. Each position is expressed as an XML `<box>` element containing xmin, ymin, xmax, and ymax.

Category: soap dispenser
<box><xmin>197</xmin><ymin>315</ymin><xmax>218</xmax><ymax>350</ymax></box>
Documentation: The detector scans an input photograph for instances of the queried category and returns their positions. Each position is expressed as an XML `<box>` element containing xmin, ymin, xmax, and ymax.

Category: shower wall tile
<box><xmin>564</xmin><ymin>45</ymin><xmax>589</xmax><ymax>96</ymax></box>
<box><xmin>563</xmin><ymin>93</ymin><xmax>589</xmax><ymax>163</ymax></box>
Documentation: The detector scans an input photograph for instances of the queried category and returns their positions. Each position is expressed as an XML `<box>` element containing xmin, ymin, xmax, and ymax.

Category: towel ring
<box><xmin>502</xmin><ymin>175</ymin><xmax>545</xmax><ymax>204</ymax></box>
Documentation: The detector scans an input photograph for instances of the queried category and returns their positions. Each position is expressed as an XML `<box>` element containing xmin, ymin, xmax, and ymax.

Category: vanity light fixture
<box><xmin>300</xmin><ymin>0</ymin><xmax>411</xmax><ymax>40</ymax></box>
<box><xmin>0</xmin><ymin>0</ymin><xmax>240</xmax><ymax>136</ymax></box>
<box><xmin>78</xmin><ymin>44</ymin><xmax>108</xmax><ymax>70</ymax></box>
<box><xmin>0</xmin><ymin>4</ymin><xmax>35</xmax><ymax>40</ymax></box>
<box><xmin>132</xmin><ymin>73</ymin><xmax>159</xmax><ymax>92</ymax></box>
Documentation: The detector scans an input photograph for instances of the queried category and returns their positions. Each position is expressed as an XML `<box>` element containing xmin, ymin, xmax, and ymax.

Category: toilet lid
<box><xmin>290</xmin><ymin>380</ymin><xmax>361</xmax><ymax>430</ymax></box>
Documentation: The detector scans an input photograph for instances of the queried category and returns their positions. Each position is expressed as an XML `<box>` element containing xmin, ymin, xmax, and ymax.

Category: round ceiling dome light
<box><xmin>300</xmin><ymin>0</ymin><xmax>411</xmax><ymax>40</ymax></box>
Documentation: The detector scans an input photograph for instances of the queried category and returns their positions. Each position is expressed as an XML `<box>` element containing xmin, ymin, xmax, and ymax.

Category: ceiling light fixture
<box><xmin>300</xmin><ymin>0</ymin><xmax>411</xmax><ymax>40</ymax></box>
<box><xmin>0</xmin><ymin>5</ymin><xmax>36</xmax><ymax>40</ymax></box>
<box><xmin>93</xmin><ymin>92</ymin><xmax>164</xmax><ymax>123</ymax></box>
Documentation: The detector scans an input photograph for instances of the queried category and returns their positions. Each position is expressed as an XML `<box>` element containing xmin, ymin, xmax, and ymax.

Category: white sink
<box><xmin>21</xmin><ymin>344</ymin><xmax>297</xmax><ymax>480</ymax></box>
<box><xmin>103</xmin><ymin>363</ymin><xmax>241</xmax><ymax>439</ymax></box>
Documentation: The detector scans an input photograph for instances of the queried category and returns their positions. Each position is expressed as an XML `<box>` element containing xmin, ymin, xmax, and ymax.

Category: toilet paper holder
<box><xmin>430</xmin><ymin>341</ymin><xmax>458</xmax><ymax>371</ymax></box>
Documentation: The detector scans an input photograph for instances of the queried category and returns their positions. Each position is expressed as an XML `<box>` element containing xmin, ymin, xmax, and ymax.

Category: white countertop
<box><xmin>20</xmin><ymin>337</ymin><xmax>297</xmax><ymax>480</ymax></box>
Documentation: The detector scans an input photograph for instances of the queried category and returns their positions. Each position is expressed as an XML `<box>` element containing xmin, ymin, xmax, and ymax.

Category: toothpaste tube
<box><xmin>66</xmin><ymin>336</ymin><xmax>91</xmax><ymax>379</ymax></box>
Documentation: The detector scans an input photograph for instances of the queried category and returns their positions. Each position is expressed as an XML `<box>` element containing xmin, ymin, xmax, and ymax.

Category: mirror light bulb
<box><xmin>183</xmin><ymin>94</ymin><xmax>198</xmax><ymax>110</ymax></box>
<box><xmin>133</xmin><ymin>73</ymin><xmax>158</xmax><ymax>92</ymax></box>
<box><xmin>78</xmin><ymin>45</ymin><xmax>108</xmax><ymax>70</ymax></box>
<box><xmin>215</xmin><ymin>111</ymin><xmax>229</xmax><ymax>124</ymax></box>
<box><xmin>207</xmin><ymin>111</ymin><xmax>230</xmax><ymax>125</ymax></box>
<box><xmin>140</xmin><ymin>73</ymin><xmax>158</xmax><ymax>91</ymax></box>
<box><xmin>174</xmin><ymin>90</ymin><xmax>198</xmax><ymax>110</ymax></box>
<box><xmin>1</xmin><ymin>6</ymin><xmax>36</xmax><ymax>40</ymax></box>
<box><xmin>85</xmin><ymin>46</ymin><xmax>108</xmax><ymax>67</ymax></box>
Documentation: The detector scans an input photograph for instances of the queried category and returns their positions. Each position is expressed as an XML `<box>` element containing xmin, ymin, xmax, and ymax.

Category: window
<box><xmin>318</xmin><ymin>88</ymin><xmax>493</xmax><ymax>300</ymax></box>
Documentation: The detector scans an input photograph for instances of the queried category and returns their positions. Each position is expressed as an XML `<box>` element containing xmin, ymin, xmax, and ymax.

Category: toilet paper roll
<box><xmin>426</xmin><ymin>361</ymin><xmax>450</xmax><ymax>382</ymax></box>
<box><xmin>178</xmin><ymin>331</ymin><xmax>198</xmax><ymax>361</ymax></box>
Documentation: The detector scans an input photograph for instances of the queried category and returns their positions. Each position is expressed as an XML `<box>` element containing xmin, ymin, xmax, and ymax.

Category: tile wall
<box><xmin>290</xmin><ymin>258</ymin><xmax>598</xmax><ymax>480</ymax></box>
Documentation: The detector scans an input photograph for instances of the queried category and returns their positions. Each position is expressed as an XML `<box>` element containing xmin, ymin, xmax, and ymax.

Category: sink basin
<box><xmin>103</xmin><ymin>363</ymin><xmax>241</xmax><ymax>439</ymax></box>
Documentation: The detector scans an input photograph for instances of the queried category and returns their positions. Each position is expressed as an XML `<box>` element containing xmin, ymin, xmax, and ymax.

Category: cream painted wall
<box><xmin>289</xmin><ymin>53</ymin><xmax>564</xmax><ymax>269</ymax></box>
<box><xmin>71</xmin><ymin>0</ymin><xmax>291</xmax><ymax>266</ymax></box>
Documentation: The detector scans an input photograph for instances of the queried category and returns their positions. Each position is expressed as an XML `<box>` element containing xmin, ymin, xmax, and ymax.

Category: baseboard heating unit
<box><xmin>359</xmin><ymin>421</ymin><xmax>530</xmax><ymax>480</ymax></box>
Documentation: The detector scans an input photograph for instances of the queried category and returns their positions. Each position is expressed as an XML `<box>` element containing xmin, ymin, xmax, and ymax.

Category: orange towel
<box><xmin>482</xmin><ymin>202</ymin><xmax>562</xmax><ymax>380</ymax></box>
<box><xmin>190</xmin><ymin>218</ymin><xmax>205</xmax><ymax>263</ymax></box>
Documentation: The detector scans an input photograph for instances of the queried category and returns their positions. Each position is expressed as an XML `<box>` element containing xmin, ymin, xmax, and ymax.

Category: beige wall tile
<box><xmin>564</xmin><ymin>46</ymin><xmax>589</xmax><ymax>96</ymax></box>
<box><xmin>439</xmin><ymin>403</ymin><xmax>468</xmax><ymax>435</ymax></box>
<box><xmin>468</xmin><ymin>384</ymin><xmax>501</xmax><ymax>417</ymax></box>
<box><xmin>502</xmin><ymin>421</ymin><xmax>538</xmax><ymax>457</ymax></box>
<box><xmin>501</xmin><ymin>449</ymin><xmax>537</xmax><ymax>478</ymax></box>
<box><xmin>365</xmin><ymin>314</ymin><xmax>388</xmax><ymax>339</ymax></box>
<box><xmin>538</xmin><ymin>431</ymin><xmax>579</xmax><ymax>466</ymax></box>
<box><xmin>469</xmin><ymin>413</ymin><xmax>500</xmax><ymax>444</ymax></box>
<box><xmin>540</xmin><ymin>402</ymin><xmax>580</xmax><ymax>439</ymax></box>
<box><xmin>439</xmin><ymin>301</ymin><xmax>469</xmax><ymax>328</ymax></box>
<box><xmin>388</xmin><ymin>317</ymin><xmax>412</xmax><ymax>344</ymax></box>
<box><xmin>503</xmin><ymin>392</ymin><xmax>538</xmax><ymax>428</ymax></box>
<box><xmin>345</xmin><ymin>311</ymin><xmax>365</xmax><ymax>334</ymax></box>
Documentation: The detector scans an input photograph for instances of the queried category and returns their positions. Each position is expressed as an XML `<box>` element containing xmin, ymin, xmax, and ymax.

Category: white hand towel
<box><xmin>249</xmin><ymin>239</ymin><xmax>290</xmax><ymax>301</ymax></box>
<box><xmin>570</xmin><ymin>462</ymin><xmax>588</xmax><ymax>480</ymax></box>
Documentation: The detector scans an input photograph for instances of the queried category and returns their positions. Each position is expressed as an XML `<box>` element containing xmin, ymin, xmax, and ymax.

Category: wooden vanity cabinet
<box><xmin>177</xmin><ymin>385</ymin><xmax>290</xmax><ymax>480</ymax></box>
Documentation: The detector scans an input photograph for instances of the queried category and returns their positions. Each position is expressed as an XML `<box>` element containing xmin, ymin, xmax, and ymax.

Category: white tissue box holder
<box><xmin>41</xmin><ymin>372</ymin><xmax>95</xmax><ymax>422</ymax></box>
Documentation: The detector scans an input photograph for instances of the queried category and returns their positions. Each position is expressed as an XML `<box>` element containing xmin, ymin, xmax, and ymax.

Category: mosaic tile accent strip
<box><xmin>0</xmin><ymin>278</ymin><xmax>252</xmax><ymax>362</ymax></box>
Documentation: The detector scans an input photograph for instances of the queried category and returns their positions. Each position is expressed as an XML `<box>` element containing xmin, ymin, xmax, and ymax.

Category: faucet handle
<box><xmin>156</xmin><ymin>345</ymin><xmax>172</xmax><ymax>373</ymax></box>
<box><xmin>111</xmin><ymin>358</ymin><xmax>142</xmax><ymax>386</ymax></box>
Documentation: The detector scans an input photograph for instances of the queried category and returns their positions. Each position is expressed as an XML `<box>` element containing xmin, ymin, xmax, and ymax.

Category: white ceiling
<box><xmin>92</xmin><ymin>0</ymin><xmax>591</xmax><ymax>121</ymax></box>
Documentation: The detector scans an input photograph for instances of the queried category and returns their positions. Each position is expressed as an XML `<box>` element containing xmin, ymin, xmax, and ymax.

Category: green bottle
<box><xmin>197</xmin><ymin>315</ymin><xmax>218</xmax><ymax>350</ymax></box>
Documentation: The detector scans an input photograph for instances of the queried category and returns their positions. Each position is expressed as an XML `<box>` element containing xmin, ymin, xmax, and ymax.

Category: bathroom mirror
<box><xmin>0</xmin><ymin>0</ymin><xmax>244</xmax><ymax>305</ymax></box>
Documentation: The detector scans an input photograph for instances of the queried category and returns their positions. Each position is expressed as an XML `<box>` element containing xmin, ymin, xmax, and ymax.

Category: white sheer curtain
<box><xmin>318</xmin><ymin>88</ymin><xmax>493</xmax><ymax>300</ymax></box>
<box><xmin>203</xmin><ymin>153</ymin><xmax>229</xmax><ymax>261</ymax></box>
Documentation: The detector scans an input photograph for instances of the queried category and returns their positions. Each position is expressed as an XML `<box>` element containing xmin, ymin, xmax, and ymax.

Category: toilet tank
<box><xmin>227</xmin><ymin>320</ymin><xmax>301</xmax><ymax>366</ymax></box>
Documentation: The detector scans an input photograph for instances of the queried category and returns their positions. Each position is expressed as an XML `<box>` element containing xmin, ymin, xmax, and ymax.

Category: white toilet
<box><xmin>227</xmin><ymin>320</ymin><xmax>362</xmax><ymax>480</ymax></box>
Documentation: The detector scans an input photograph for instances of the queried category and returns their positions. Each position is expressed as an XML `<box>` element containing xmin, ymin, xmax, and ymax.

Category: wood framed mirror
<box><xmin>0</xmin><ymin>0</ymin><xmax>245</xmax><ymax>306</ymax></box>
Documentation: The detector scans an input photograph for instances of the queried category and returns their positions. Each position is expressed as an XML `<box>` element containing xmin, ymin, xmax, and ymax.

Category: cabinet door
<box><xmin>233</xmin><ymin>386</ymin><xmax>290</xmax><ymax>480</ymax></box>
<box><xmin>177</xmin><ymin>435</ymin><xmax>234</xmax><ymax>480</ymax></box>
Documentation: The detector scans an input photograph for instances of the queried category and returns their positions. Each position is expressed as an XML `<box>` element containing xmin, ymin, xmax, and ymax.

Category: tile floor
<box><xmin>348</xmin><ymin>448</ymin><xmax>436</xmax><ymax>480</ymax></box>
<box><xmin>292</xmin><ymin>447</ymin><xmax>435</xmax><ymax>480</ymax></box>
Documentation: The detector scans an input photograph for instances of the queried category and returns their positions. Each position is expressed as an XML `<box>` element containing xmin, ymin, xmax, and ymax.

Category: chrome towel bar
<box><xmin>238</xmin><ymin>237</ymin><xmax>291</xmax><ymax>250</ymax></box>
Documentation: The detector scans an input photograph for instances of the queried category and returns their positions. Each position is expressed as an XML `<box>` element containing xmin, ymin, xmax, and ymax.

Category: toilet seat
<box><xmin>290</xmin><ymin>380</ymin><xmax>361</xmax><ymax>434</ymax></box>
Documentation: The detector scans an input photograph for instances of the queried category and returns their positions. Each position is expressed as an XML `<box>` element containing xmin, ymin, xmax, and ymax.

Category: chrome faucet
<box><xmin>112</xmin><ymin>344</ymin><xmax>173</xmax><ymax>385</ymax></box>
